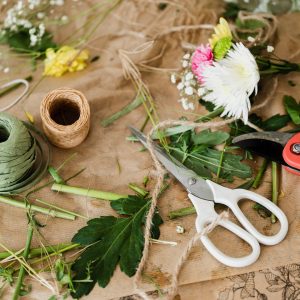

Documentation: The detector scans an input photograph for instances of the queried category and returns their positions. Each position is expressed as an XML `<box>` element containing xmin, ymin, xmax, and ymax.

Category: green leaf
<box><xmin>151</xmin><ymin>125</ymin><xmax>194</xmax><ymax>139</ymax></box>
<box><xmin>230</xmin><ymin>113</ymin><xmax>290</xmax><ymax>136</ymax></box>
<box><xmin>284</xmin><ymin>95</ymin><xmax>300</xmax><ymax>125</ymax></box>
<box><xmin>191</xmin><ymin>129</ymin><xmax>229</xmax><ymax>146</ymax></box>
<box><xmin>2</xmin><ymin>28</ymin><xmax>56</xmax><ymax>55</ymax></box>
<box><xmin>261</xmin><ymin>114</ymin><xmax>290</xmax><ymax>131</ymax></box>
<box><xmin>71</xmin><ymin>196</ymin><xmax>162</xmax><ymax>298</ymax></box>
<box><xmin>191</xmin><ymin>148</ymin><xmax>252</xmax><ymax>181</ymax></box>
<box><xmin>213</xmin><ymin>37</ymin><xmax>232</xmax><ymax>60</ymax></box>
<box><xmin>199</xmin><ymin>99</ymin><xmax>216</xmax><ymax>112</ymax></box>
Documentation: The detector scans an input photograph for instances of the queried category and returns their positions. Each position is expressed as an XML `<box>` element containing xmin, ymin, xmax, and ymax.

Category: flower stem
<box><xmin>12</xmin><ymin>224</ymin><xmax>33</xmax><ymax>300</ymax></box>
<box><xmin>51</xmin><ymin>183</ymin><xmax>127</xmax><ymax>201</ymax></box>
<box><xmin>196</xmin><ymin>107</ymin><xmax>224</xmax><ymax>122</ymax></box>
<box><xmin>271</xmin><ymin>162</ymin><xmax>278</xmax><ymax>224</ymax></box>
<box><xmin>0</xmin><ymin>196</ymin><xmax>76</xmax><ymax>220</ymax></box>
<box><xmin>100</xmin><ymin>93</ymin><xmax>144</xmax><ymax>127</ymax></box>
<box><xmin>169</xmin><ymin>206</ymin><xmax>196</xmax><ymax>219</ymax></box>
<box><xmin>29</xmin><ymin>243</ymin><xmax>80</xmax><ymax>265</ymax></box>
<box><xmin>35</xmin><ymin>198</ymin><xmax>87</xmax><ymax>219</ymax></box>
<box><xmin>128</xmin><ymin>183</ymin><xmax>149</xmax><ymax>197</ymax></box>
<box><xmin>0</xmin><ymin>243</ymin><xmax>75</xmax><ymax>260</ymax></box>
<box><xmin>252</xmin><ymin>159</ymin><xmax>269</xmax><ymax>189</ymax></box>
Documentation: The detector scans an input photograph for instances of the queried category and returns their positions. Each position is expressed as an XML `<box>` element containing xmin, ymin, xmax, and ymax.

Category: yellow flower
<box><xmin>209</xmin><ymin>18</ymin><xmax>232</xmax><ymax>49</ymax></box>
<box><xmin>43</xmin><ymin>46</ymin><xmax>89</xmax><ymax>77</ymax></box>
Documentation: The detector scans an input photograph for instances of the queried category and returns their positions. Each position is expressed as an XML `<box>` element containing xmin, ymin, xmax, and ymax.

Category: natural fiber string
<box><xmin>166</xmin><ymin>211</ymin><xmax>229</xmax><ymax>300</ymax></box>
<box><xmin>133</xmin><ymin>77</ymin><xmax>278</xmax><ymax>299</ymax></box>
<box><xmin>231</xmin><ymin>11</ymin><xmax>278</xmax><ymax>47</ymax></box>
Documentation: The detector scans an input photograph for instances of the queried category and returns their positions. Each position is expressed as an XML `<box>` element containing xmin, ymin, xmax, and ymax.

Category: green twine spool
<box><xmin>0</xmin><ymin>112</ymin><xmax>50</xmax><ymax>194</ymax></box>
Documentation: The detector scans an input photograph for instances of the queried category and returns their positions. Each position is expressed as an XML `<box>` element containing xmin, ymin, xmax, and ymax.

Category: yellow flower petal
<box><xmin>209</xmin><ymin>17</ymin><xmax>232</xmax><ymax>49</ymax></box>
<box><xmin>43</xmin><ymin>46</ymin><xmax>89</xmax><ymax>77</ymax></box>
<box><xmin>25</xmin><ymin>111</ymin><xmax>34</xmax><ymax>123</ymax></box>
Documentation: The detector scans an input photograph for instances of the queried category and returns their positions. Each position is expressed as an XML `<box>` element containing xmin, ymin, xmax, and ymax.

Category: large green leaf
<box><xmin>191</xmin><ymin>129</ymin><xmax>229</xmax><ymax>146</ymax></box>
<box><xmin>168</xmin><ymin>128</ymin><xmax>251</xmax><ymax>181</ymax></box>
<box><xmin>71</xmin><ymin>196</ymin><xmax>162</xmax><ymax>299</ymax></box>
<box><xmin>284</xmin><ymin>95</ymin><xmax>300</xmax><ymax>125</ymax></box>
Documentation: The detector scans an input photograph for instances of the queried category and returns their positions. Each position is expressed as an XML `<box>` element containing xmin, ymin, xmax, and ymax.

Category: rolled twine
<box><xmin>40</xmin><ymin>88</ymin><xmax>90</xmax><ymax>149</ymax></box>
<box><xmin>0</xmin><ymin>112</ymin><xmax>36</xmax><ymax>192</ymax></box>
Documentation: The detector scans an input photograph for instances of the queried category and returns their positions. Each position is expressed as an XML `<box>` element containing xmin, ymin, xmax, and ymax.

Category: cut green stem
<box><xmin>29</xmin><ymin>243</ymin><xmax>80</xmax><ymax>265</ymax></box>
<box><xmin>128</xmin><ymin>183</ymin><xmax>148</xmax><ymax>197</ymax></box>
<box><xmin>271</xmin><ymin>162</ymin><xmax>278</xmax><ymax>223</ymax></box>
<box><xmin>252</xmin><ymin>159</ymin><xmax>269</xmax><ymax>189</ymax></box>
<box><xmin>12</xmin><ymin>224</ymin><xmax>33</xmax><ymax>300</ymax></box>
<box><xmin>35</xmin><ymin>198</ymin><xmax>87</xmax><ymax>219</ymax></box>
<box><xmin>100</xmin><ymin>94</ymin><xmax>144</xmax><ymax>127</ymax></box>
<box><xmin>51</xmin><ymin>183</ymin><xmax>127</xmax><ymax>201</ymax></box>
<box><xmin>169</xmin><ymin>206</ymin><xmax>196</xmax><ymax>219</ymax></box>
<box><xmin>196</xmin><ymin>107</ymin><xmax>224</xmax><ymax>122</ymax></box>
<box><xmin>0</xmin><ymin>243</ymin><xmax>75</xmax><ymax>260</ymax></box>
<box><xmin>0</xmin><ymin>195</ymin><xmax>75</xmax><ymax>220</ymax></box>
<box><xmin>216</xmin><ymin>144</ymin><xmax>226</xmax><ymax>183</ymax></box>
<box><xmin>48</xmin><ymin>166</ymin><xmax>65</xmax><ymax>184</ymax></box>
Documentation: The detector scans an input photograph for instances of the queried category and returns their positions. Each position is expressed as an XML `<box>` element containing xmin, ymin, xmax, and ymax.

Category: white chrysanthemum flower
<box><xmin>201</xmin><ymin>43</ymin><xmax>260</xmax><ymax>123</ymax></box>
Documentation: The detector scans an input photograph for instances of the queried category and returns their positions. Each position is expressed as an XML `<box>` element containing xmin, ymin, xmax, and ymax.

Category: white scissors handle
<box><xmin>189</xmin><ymin>194</ymin><xmax>260</xmax><ymax>267</ymax></box>
<box><xmin>207</xmin><ymin>180</ymin><xmax>289</xmax><ymax>245</ymax></box>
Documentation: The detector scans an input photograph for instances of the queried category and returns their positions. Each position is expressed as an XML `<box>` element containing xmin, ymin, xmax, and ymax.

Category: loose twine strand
<box><xmin>0</xmin><ymin>79</ymin><xmax>29</xmax><ymax>112</ymax></box>
<box><xmin>133</xmin><ymin>77</ymin><xmax>278</xmax><ymax>299</ymax></box>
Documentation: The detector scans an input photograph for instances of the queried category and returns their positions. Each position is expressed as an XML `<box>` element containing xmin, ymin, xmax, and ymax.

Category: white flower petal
<box><xmin>201</xmin><ymin>42</ymin><xmax>260</xmax><ymax>123</ymax></box>
<box><xmin>177</xmin><ymin>82</ymin><xmax>184</xmax><ymax>90</ymax></box>
<box><xmin>185</xmin><ymin>86</ymin><xmax>193</xmax><ymax>95</ymax></box>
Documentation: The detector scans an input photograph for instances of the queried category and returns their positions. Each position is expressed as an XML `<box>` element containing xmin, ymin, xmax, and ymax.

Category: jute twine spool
<box><xmin>40</xmin><ymin>88</ymin><xmax>90</xmax><ymax>149</ymax></box>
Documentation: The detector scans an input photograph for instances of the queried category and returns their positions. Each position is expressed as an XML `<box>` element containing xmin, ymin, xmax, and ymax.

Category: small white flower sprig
<box><xmin>171</xmin><ymin>53</ymin><xmax>200</xmax><ymax>111</ymax></box>
<box><xmin>0</xmin><ymin>0</ymin><xmax>67</xmax><ymax>48</ymax></box>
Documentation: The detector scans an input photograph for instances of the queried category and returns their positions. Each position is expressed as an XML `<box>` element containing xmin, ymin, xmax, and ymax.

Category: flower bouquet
<box><xmin>172</xmin><ymin>17</ymin><xmax>300</xmax><ymax>124</ymax></box>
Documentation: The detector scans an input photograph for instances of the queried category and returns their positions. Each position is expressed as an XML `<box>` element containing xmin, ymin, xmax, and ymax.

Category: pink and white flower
<box><xmin>191</xmin><ymin>44</ymin><xmax>214</xmax><ymax>83</ymax></box>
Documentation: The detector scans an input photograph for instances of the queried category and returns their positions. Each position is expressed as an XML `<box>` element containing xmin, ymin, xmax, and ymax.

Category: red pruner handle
<box><xmin>283</xmin><ymin>132</ymin><xmax>300</xmax><ymax>174</ymax></box>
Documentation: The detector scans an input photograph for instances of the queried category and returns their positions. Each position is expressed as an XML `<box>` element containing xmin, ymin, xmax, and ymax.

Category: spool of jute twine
<box><xmin>40</xmin><ymin>88</ymin><xmax>90</xmax><ymax>149</ymax></box>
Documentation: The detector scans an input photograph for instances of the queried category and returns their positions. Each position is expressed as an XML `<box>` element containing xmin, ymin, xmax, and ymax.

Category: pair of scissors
<box><xmin>233</xmin><ymin>132</ymin><xmax>300</xmax><ymax>175</ymax></box>
<box><xmin>130</xmin><ymin>127</ymin><xmax>288</xmax><ymax>268</ymax></box>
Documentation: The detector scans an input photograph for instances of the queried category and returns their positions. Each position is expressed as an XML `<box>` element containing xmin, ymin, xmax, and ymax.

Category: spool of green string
<box><xmin>0</xmin><ymin>112</ymin><xmax>36</xmax><ymax>192</ymax></box>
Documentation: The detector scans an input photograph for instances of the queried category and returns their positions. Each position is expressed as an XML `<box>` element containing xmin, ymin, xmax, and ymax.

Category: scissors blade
<box><xmin>129</xmin><ymin>126</ymin><xmax>214</xmax><ymax>201</ymax></box>
<box><xmin>232</xmin><ymin>132</ymin><xmax>293</xmax><ymax>166</ymax></box>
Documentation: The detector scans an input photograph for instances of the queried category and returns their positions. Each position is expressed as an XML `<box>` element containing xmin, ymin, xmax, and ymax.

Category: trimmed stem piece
<box><xmin>169</xmin><ymin>206</ymin><xmax>196</xmax><ymax>219</ymax></box>
<box><xmin>51</xmin><ymin>183</ymin><xmax>127</xmax><ymax>201</ymax></box>
<box><xmin>0</xmin><ymin>243</ymin><xmax>75</xmax><ymax>260</ymax></box>
<box><xmin>12</xmin><ymin>224</ymin><xmax>34</xmax><ymax>300</ymax></box>
<box><xmin>0</xmin><ymin>196</ymin><xmax>75</xmax><ymax>220</ymax></box>
<box><xmin>252</xmin><ymin>159</ymin><xmax>269</xmax><ymax>189</ymax></box>
<box><xmin>100</xmin><ymin>94</ymin><xmax>144</xmax><ymax>127</ymax></box>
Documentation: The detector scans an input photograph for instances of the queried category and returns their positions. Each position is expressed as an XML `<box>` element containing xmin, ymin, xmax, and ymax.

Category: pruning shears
<box><xmin>233</xmin><ymin>132</ymin><xmax>300</xmax><ymax>175</ymax></box>
<box><xmin>130</xmin><ymin>127</ymin><xmax>288</xmax><ymax>268</ymax></box>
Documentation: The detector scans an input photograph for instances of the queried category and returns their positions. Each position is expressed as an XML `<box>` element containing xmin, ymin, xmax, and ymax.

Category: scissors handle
<box><xmin>207</xmin><ymin>180</ymin><xmax>289</xmax><ymax>245</ymax></box>
<box><xmin>189</xmin><ymin>194</ymin><xmax>260</xmax><ymax>267</ymax></box>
